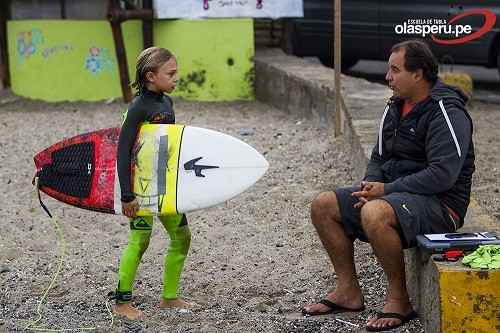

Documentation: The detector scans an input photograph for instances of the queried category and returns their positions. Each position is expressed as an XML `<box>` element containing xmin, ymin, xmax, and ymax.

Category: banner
<box><xmin>154</xmin><ymin>0</ymin><xmax>303</xmax><ymax>19</ymax></box>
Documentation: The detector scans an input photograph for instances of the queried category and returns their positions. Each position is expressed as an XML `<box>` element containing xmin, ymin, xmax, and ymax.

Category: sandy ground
<box><xmin>0</xmin><ymin>87</ymin><xmax>498</xmax><ymax>333</ymax></box>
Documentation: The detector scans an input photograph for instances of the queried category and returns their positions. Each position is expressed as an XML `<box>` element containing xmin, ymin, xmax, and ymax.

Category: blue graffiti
<box><xmin>85</xmin><ymin>46</ymin><xmax>114</xmax><ymax>75</ymax></box>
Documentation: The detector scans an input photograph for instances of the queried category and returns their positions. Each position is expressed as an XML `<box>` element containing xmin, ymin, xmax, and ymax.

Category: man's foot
<box><xmin>366</xmin><ymin>300</ymin><xmax>416</xmax><ymax>331</ymax></box>
<box><xmin>302</xmin><ymin>290</ymin><xmax>365</xmax><ymax>316</ymax></box>
<box><xmin>113</xmin><ymin>302</ymin><xmax>143</xmax><ymax>320</ymax></box>
<box><xmin>159</xmin><ymin>298</ymin><xmax>201</xmax><ymax>309</ymax></box>
<box><xmin>302</xmin><ymin>299</ymin><xmax>365</xmax><ymax>316</ymax></box>
<box><xmin>366</xmin><ymin>311</ymin><xmax>418</xmax><ymax>331</ymax></box>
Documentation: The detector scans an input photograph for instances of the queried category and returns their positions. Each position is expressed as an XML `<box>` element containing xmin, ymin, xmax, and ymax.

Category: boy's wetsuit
<box><xmin>114</xmin><ymin>88</ymin><xmax>191</xmax><ymax>302</ymax></box>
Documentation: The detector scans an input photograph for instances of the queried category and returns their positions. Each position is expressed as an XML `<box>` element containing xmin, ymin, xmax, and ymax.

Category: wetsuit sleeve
<box><xmin>117</xmin><ymin>103</ymin><xmax>146</xmax><ymax>202</ymax></box>
<box><xmin>384</xmin><ymin>100</ymin><xmax>472</xmax><ymax>195</ymax></box>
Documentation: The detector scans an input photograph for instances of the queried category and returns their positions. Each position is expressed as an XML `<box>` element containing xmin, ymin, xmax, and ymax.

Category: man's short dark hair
<box><xmin>391</xmin><ymin>39</ymin><xmax>439</xmax><ymax>84</ymax></box>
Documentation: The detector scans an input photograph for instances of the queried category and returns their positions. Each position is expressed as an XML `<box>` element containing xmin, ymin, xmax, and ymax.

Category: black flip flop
<box><xmin>302</xmin><ymin>299</ymin><xmax>365</xmax><ymax>316</ymax></box>
<box><xmin>366</xmin><ymin>311</ymin><xmax>418</xmax><ymax>331</ymax></box>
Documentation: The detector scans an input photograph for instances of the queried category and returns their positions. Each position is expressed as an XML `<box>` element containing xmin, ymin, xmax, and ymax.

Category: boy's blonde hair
<box><xmin>131</xmin><ymin>47</ymin><xmax>176</xmax><ymax>91</ymax></box>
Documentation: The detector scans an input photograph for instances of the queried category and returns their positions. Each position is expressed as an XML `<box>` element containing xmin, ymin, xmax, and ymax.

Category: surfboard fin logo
<box><xmin>184</xmin><ymin>157</ymin><xmax>219</xmax><ymax>177</ymax></box>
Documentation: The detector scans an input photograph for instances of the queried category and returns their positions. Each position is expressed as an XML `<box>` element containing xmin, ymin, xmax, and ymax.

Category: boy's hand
<box><xmin>122</xmin><ymin>199</ymin><xmax>139</xmax><ymax>218</ymax></box>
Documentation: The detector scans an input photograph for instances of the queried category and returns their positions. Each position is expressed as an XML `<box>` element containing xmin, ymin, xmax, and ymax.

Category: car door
<box><xmin>289</xmin><ymin>0</ymin><xmax>380</xmax><ymax>68</ymax></box>
<box><xmin>342</xmin><ymin>0</ymin><xmax>380</xmax><ymax>61</ymax></box>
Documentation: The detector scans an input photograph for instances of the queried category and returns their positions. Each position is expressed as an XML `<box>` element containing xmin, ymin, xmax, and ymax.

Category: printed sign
<box><xmin>153</xmin><ymin>0</ymin><xmax>303</xmax><ymax>19</ymax></box>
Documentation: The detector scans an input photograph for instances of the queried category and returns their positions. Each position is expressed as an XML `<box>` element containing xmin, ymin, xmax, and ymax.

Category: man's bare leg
<box><xmin>303</xmin><ymin>191</ymin><xmax>365</xmax><ymax>313</ymax></box>
<box><xmin>159</xmin><ymin>298</ymin><xmax>201</xmax><ymax>308</ymax></box>
<box><xmin>362</xmin><ymin>199</ymin><xmax>414</xmax><ymax>329</ymax></box>
<box><xmin>113</xmin><ymin>302</ymin><xmax>143</xmax><ymax>320</ymax></box>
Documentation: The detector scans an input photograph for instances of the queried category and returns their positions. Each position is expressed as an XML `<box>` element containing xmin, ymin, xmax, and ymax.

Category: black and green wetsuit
<box><xmin>115</xmin><ymin>88</ymin><xmax>191</xmax><ymax>302</ymax></box>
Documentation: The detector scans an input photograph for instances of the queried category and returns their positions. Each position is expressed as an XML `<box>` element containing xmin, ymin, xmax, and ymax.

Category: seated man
<box><xmin>302</xmin><ymin>39</ymin><xmax>475</xmax><ymax>332</ymax></box>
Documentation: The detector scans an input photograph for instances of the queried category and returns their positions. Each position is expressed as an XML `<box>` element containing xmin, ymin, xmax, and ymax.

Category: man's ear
<box><xmin>414</xmin><ymin>69</ymin><xmax>424</xmax><ymax>82</ymax></box>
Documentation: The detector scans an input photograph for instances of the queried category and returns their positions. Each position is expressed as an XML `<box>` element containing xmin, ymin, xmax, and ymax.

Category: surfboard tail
<box><xmin>33</xmin><ymin>127</ymin><xmax>121</xmax><ymax>214</ymax></box>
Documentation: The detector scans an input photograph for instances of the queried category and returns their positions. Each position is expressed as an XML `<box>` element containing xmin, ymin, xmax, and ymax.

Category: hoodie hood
<box><xmin>429</xmin><ymin>78</ymin><xmax>469</xmax><ymax>105</ymax></box>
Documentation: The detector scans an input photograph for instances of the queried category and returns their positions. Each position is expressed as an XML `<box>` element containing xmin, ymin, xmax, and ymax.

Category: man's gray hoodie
<box><xmin>364</xmin><ymin>78</ymin><xmax>475</xmax><ymax>224</ymax></box>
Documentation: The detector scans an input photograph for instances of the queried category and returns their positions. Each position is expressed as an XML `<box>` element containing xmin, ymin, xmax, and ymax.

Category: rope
<box><xmin>26</xmin><ymin>178</ymin><xmax>114</xmax><ymax>332</ymax></box>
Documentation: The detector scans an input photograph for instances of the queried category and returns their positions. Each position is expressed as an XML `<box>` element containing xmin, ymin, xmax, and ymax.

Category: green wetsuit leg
<box><xmin>116</xmin><ymin>217</ymin><xmax>153</xmax><ymax>303</ymax></box>
<box><xmin>159</xmin><ymin>214</ymin><xmax>191</xmax><ymax>299</ymax></box>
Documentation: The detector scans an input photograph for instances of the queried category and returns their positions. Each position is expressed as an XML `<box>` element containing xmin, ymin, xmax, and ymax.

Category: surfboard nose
<box><xmin>174</xmin><ymin>125</ymin><xmax>269</xmax><ymax>214</ymax></box>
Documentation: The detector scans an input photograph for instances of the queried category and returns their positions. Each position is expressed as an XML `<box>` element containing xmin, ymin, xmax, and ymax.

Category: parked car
<box><xmin>283</xmin><ymin>0</ymin><xmax>500</xmax><ymax>76</ymax></box>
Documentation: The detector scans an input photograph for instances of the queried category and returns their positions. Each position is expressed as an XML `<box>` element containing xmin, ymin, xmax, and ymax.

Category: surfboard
<box><xmin>33</xmin><ymin>124</ymin><xmax>269</xmax><ymax>215</ymax></box>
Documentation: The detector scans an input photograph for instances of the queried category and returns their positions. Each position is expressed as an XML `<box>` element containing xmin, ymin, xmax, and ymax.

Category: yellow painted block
<box><xmin>438</xmin><ymin>71</ymin><xmax>474</xmax><ymax>106</ymax></box>
<box><xmin>440</xmin><ymin>269</ymin><xmax>500</xmax><ymax>332</ymax></box>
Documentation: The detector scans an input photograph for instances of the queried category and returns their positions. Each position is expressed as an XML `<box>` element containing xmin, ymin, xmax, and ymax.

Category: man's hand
<box><xmin>122</xmin><ymin>199</ymin><xmax>139</xmax><ymax>218</ymax></box>
<box><xmin>352</xmin><ymin>181</ymin><xmax>385</xmax><ymax>209</ymax></box>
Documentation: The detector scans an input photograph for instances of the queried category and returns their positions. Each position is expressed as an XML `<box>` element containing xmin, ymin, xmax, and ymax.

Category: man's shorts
<box><xmin>333</xmin><ymin>187</ymin><xmax>458</xmax><ymax>248</ymax></box>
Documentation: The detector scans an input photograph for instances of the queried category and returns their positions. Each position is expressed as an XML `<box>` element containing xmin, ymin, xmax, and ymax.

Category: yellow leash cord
<box><xmin>26</xmin><ymin>178</ymin><xmax>114</xmax><ymax>332</ymax></box>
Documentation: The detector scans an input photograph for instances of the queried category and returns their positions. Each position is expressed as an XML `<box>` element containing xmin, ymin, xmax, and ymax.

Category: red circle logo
<box><xmin>431</xmin><ymin>9</ymin><xmax>497</xmax><ymax>44</ymax></box>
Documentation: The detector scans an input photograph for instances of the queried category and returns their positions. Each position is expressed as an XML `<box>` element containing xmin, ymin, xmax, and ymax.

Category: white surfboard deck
<box><xmin>114</xmin><ymin>124</ymin><xmax>269</xmax><ymax>215</ymax></box>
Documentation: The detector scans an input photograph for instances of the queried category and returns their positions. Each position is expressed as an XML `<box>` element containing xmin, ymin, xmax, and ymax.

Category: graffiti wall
<box><xmin>8</xmin><ymin>20</ymin><xmax>141</xmax><ymax>102</ymax></box>
<box><xmin>7</xmin><ymin>19</ymin><xmax>254</xmax><ymax>102</ymax></box>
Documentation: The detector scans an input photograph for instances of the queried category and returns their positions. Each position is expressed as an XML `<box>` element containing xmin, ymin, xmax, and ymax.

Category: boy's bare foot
<box><xmin>159</xmin><ymin>298</ymin><xmax>201</xmax><ymax>309</ymax></box>
<box><xmin>113</xmin><ymin>302</ymin><xmax>143</xmax><ymax>320</ymax></box>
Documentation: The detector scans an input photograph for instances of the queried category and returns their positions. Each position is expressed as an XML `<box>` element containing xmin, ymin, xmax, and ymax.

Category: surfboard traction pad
<box><xmin>37</xmin><ymin>141</ymin><xmax>95</xmax><ymax>198</ymax></box>
<box><xmin>34</xmin><ymin>127</ymin><xmax>120</xmax><ymax>214</ymax></box>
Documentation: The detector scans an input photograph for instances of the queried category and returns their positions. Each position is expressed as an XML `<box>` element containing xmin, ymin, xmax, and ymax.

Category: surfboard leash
<box><xmin>26</xmin><ymin>178</ymin><xmax>114</xmax><ymax>331</ymax></box>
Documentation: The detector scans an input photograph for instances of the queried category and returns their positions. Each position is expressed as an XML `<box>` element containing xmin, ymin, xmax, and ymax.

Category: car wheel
<box><xmin>319</xmin><ymin>57</ymin><xmax>358</xmax><ymax>70</ymax></box>
<box><xmin>318</xmin><ymin>57</ymin><xmax>334</xmax><ymax>68</ymax></box>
